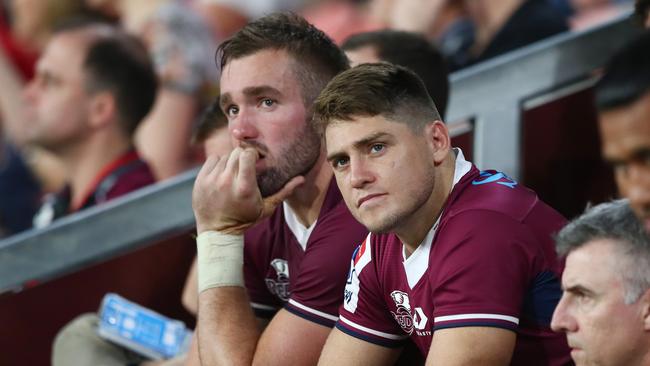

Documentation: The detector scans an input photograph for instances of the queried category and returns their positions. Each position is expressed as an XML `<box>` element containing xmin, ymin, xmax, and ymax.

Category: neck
<box><xmin>285</xmin><ymin>152</ymin><xmax>332</xmax><ymax>228</ymax></box>
<box><xmin>396</xmin><ymin>152</ymin><xmax>457</xmax><ymax>256</ymax></box>
<box><xmin>471</xmin><ymin>0</ymin><xmax>522</xmax><ymax>55</ymax></box>
<box><xmin>58</xmin><ymin>131</ymin><xmax>132</xmax><ymax>210</ymax></box>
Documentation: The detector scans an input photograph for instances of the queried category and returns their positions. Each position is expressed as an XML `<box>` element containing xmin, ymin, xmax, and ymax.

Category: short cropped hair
<box><xmin>556</xmin><ymin>199</ymin><xmax>650</xmax><ymax>304</ymax></box>
<box><xmin>342</xmin><ymin>30</ymin><xmax>449</xmax><ymax>118</ymax></box>
<box><xmin>313</xmin><ymin>63</ymin><xmax>441</xmax><ymax>135</ymax></box>
<box><xmin>217</xmin><ymin>12</ymin><xmax>349</xmax><ymax>107</ymax></box>
<box><xmin>54</xmin><ymin>19</ymin><xmax>157</xmax><ymax>136</ymax></box>
<box><xmin>192</xmin><ymin>99</ymin><xmax>228</xmax><ymax>145</ymax></box>
<box><xmin>595</xmin><ymin>31</ymin><xmax>650</xmax><ymax>112</ymax></box>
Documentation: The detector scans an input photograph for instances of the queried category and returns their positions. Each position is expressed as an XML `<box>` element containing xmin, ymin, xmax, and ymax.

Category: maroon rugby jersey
<box><xmin>244</xmin><ymin>178</ymin><xmax>368</xmax><ymax>327</ymax></box>
<box><xmin>337</xmin><ymin>151</ymin><xmax>572</xmax><ymax>365</ymax></box>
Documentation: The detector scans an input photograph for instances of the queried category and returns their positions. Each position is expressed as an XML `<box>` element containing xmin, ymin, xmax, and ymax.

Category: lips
<box><xmin>357</xmin><ymin>193</ymin><xmax>387</xmax><ymax>208</ymax></box>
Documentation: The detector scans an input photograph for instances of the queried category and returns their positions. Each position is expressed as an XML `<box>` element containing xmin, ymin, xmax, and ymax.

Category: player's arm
<box><xmin>250</xmin><ymin>308</ymin><xmax>331</xmax><ymax>365</ymax></box>
<box><xmin>425</xmin><ymin>326</ymin><xmax>516</xmax><ymax>365</ymax></box>
<box><xmin>196</xmin><ymin>287</ymin><xmax>259</xmax><ymax>365</ymax></box>
<box><xmin>318</xmin><ymin>327</ymin><xmax>401</xmax><ymax>366</ymax></box>
<box><xmin>192</xmin><ymin>148</ymin><xmax>303</xmax><ymax>365</ymax></box>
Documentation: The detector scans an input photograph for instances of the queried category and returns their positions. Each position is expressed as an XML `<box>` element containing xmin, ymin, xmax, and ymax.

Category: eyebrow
<box><xmin>326</xmin><ymin>132</ymin><xmax>392</xmax><ymax>162</ymax></box>
<box><xmin>562</xmin><ymin>284</ymin><xmax>595</xmax><ymax>297</ymax></box>
<box><xmin>604</xmin><ymin>146</ymin><xmax>650</xmax><ymax>166</ymax></box>
<box><xmin>219</xmin><ymin>85</ymin><xmax>282</xmax><ymax>110</ymax></box>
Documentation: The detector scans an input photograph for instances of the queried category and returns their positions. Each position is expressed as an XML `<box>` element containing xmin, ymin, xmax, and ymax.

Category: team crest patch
<box><xmin>266</xmin><ymin>258</ymin><xmax>290</xmax><ymax>301</ymax></box>
<box><xmin>390</xmin><ymin>290</ymin><xmax>429</xmax><ymax>335</ymax></box>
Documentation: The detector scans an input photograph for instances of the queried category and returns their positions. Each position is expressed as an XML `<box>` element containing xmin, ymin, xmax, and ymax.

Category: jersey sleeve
<box><xmin>284</xmin><ymin>212</ymin><xmax>367</xmax><ymax>327</ymax></box>
<box><xmin>430</xmin><ymin>210</ymin><xmax>540</xmax><ymax>332</ymax></box>
<box><xmin>335</xmin><ymin>235</ymin><xmax>409</xmax><ymax>348</ymax></box>
<box><xmin>244</xmin><ymin>229</ymin><xmax>282</xmax><ymax>319</ymax></box>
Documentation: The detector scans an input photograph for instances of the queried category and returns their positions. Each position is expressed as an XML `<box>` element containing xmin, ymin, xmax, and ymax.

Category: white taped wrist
<box><xmin>196</xmin><ymin>231</ymin><xmax>244</xmax><ymax>292</ymax></box>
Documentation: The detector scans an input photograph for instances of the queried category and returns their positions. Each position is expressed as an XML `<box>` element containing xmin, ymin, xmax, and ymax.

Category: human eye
<box><xmin>260</xmin><ymin>98</ymin><xmax>275</xmax><ymax>108</ymax></box>
<box><xmin>370</xmin><ymin>143</ymin><xmax>385</xmax><ymax>154</ymax></box>
<box><xmin>225</xmin><ymin>105</ymin><xmax>239</xmax><ymax>118</ymax></box>
<box><xmin>331</xmin><ymin>156</ymin><xmax>349</xmax><ymax>170</ymax></box>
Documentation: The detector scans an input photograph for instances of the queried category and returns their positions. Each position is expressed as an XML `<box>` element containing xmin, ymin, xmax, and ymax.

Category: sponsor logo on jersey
<box><xmin>266</xmin><ymin>258</ymin><xmax>290</xmax><ymax>301</ymax></box>
<box><xmin>344</xmin><ymin>236</ymin><xmax>372</xmax><ymax>313</ymax></box>
<box><xmin>472</xmin><ymin>171</ymin><xmax>517</xmax><ymax>189</ymax></box>
<box><xmin>390</xmin><ymin>290</ymin><xmax>429</xmax><ymax>336</ymax></box>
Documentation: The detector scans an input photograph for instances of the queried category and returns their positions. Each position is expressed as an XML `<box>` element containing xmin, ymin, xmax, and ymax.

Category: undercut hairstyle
<box><xmin>342</xmin><ymin>30</ymin><xmax>449</xmax><ymax>118</ymax></box>
<box><xmin>216</xmin><ymin>12</ymin><xmax>349</xmax><ymax>107</ymax></box>
<box><xmin>192</xmin><ymin>99</ymin><xmax>228</xmax><ymax>145</ymax></box>
<box><xmin>313</xmin><ymin>63</ymin><xmax>441</xmax><ymax>135</ymax></box>
<box><xmin>54</xmin><ymin>19</ymin><xmax>157</xmax><ymax>136</ymax></box>
<box><xmin>595</xmin><ymin>31</ymin><xmax>650</xmax><ymax>112</ymax></box>
<box><xmin>556</xmin><ymin>199</ymin><xmax>650</xmax><ymax>304</ymax></box>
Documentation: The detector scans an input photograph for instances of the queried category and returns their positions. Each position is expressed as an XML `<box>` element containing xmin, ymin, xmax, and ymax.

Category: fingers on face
<box><xmin>198</xmin><ymin>154</ymin><xmax>221</xmax><ymax>179</ymax></box>
<box><xmin>224</xmin><ymin>147</ymin><xmax>242</xmax><ymax>177</ymax></box>
<box><xmin>236</xmin><ymin>148</ymin><xmax>259</xmax><ymax>195</ymax></box>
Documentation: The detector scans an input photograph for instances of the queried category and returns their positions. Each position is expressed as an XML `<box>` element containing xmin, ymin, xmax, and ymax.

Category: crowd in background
<box><xmin>0</xmin><ymin>0</ymin><xmax>635</xmax><ymax>238</ymax></box>
<box><xmin>1</xmin><ymin>1</ymin><xmax>649</xmax><ymax>365</ymax></box>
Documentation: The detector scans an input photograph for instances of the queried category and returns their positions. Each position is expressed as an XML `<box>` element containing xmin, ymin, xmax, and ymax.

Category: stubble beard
<box><xmin>362</xmin><ymin>165</ymin><xmax>436</xmax><ymax>235</ymax></box>
<box><xmin>257</xmin><ymin>123</ymin><xmax>321</xmax><ymax>198</ymax></box>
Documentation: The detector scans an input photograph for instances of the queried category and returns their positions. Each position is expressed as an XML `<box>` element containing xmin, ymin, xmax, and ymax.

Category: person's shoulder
<box><xmin>105</xmin><ymin>158</ymin><xmax>155</xmax><ymax>200</ymax></box>
<box><xmin>447</xmin><ymin>169</ymin><xmax>549</xmax><ymax>223</ymax></box>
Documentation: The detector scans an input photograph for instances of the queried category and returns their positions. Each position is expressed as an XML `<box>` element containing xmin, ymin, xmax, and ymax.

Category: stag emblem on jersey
<box><xmin>390</xmin><ymin>290</ymin><xmax>415</xmax><ymax>335</ymax></box>
<box><xmin>266</xmin><ymin>258</ymin><xmax>290</xmax><ymax>301</ymax></box>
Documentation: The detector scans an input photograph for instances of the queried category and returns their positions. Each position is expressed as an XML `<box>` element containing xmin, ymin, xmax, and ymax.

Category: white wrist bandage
<box><xmin>196</xmin><ymin>230</ymin><xmax>245</xmax><ymax>293</ymax></box>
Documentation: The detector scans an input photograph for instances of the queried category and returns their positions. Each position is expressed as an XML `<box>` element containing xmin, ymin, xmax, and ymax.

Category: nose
<box><xmin>550</xmin><ymin>294</ymin><xmax>577</xmax><ymax>333</ymax></box>
<box><xmin>229</xmin><ymin>109</ymin><xmax>259</xmax><ymax>144</ymax></box>
<box><xmin>349</xmin><ymin>157</ymin><xmax>375</xmax><ymax>189</ymax></box>
<box><xmin>22</xmin><ymin>79</ymin><xmax>38</xmax><ymax>104</ymax></box>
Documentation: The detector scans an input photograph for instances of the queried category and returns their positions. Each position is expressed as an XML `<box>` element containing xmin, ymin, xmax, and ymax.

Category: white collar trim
<box><xmin>283</xmin><ymin>201</ymin><xmax>317</xmax><ymax>251</ymax></box>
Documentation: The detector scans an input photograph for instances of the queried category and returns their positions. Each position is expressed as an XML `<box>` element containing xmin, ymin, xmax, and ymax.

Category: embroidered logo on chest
<box><xmin>390</xmin><ymin>290</ymin><xmax>429</xmax><ymax>335</ymax></box>
<box><xmin>265</xmin><ymin>258</ymin><xmax>290</xmax><ymax>301</ymax></box>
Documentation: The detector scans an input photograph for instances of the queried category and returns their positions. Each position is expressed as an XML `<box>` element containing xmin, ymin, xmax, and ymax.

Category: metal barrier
<box><xmin>0</xmin><ymin>13</ymin><xmax>641</xmax><ymax>293</ymax></box>
<box><xmin>446</xmin><ymin>12</ymin><xmax>640</xmax><ymax>179</ymax></box>
<box><xmin>0</xmin><ymin>169</ymin><xmax>196</xmax><ymax>293</ymax></box>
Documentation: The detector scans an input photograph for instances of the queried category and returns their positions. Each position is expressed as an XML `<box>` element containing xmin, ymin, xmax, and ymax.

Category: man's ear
<box><xmin>424</xmin><ymin>120</ymin><xmax>451</xmax><ymax>165</ymax></box>
<box><xmin>88</xmin><ymin>91</ymin><xmax>116</xmax><ymax>129</ymax></box>
<box><xmin>640</xmin><ymin>288</ymin><xmax>650</xmax><ymax>331</ymax></box>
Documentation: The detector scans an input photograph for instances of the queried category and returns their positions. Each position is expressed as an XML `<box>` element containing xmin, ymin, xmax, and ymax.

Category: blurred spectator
<box><xmin>384</xmin><ymin>0</ymin><xmax>569</xmax><ymax>71</ymax></box>
<box><xmin>595</xmin><ymin>30</ymin><xmax>650</xmax><ymax>232</ymax></box>
<box><xmin>194</xmin><ymin>0</ymin><xmax>314</xmax><ymax>39</ymax></box>
<box><xmin>190</xmin><ymin>98</ymin><xmax>232</xmax><ymax>159</ymax></box>
<box><xmin>302</xmin><ymin>0</ymin><xmax>384</xmax><ymax>44</ymax></box>
<box><xmin>85</xmin><ymin>0</ymin><xmax>218</xmax><ymax>180</ymax></box>
<box><xmin>456</xmin><ymin>0</ymin><xmax>569</xmax><ymax>70</ymax></box>
<box><xmin>27</xmin><ymin>20</ymin><xmax>157</xmax><ymax>228</ymax></box>
<box><xmin>551</xmin><ymin>199</ymin><xmax>650</xmax><ymax>366</ymax></box>
<box><xmin>0</xmin><ymin>0</ymin><xmax>107</xmax><ymax>194</ymax></box>
<box><xmin>342</xmin><ymin>29</ymin><xmax>450</xmax><ymax>118</ymax></box>
<box><xmin>636</xmin><ymin>0</ymin><xmax>650</xmax><ymax>26</ymax></box>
